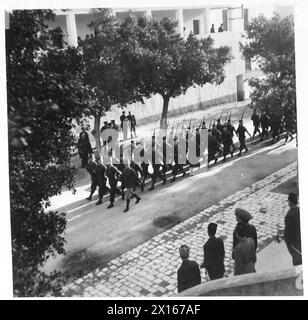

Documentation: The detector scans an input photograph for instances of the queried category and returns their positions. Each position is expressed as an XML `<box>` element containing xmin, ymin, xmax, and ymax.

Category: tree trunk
<box><xmin>94</xmin><ymin>114</ymin><xmax>101</xmax><ymax>154</ymax></box>
<box><xmin>160</xmin><ymin>95</ymin><xmax>170</xmax><ymax>130</ymax></box>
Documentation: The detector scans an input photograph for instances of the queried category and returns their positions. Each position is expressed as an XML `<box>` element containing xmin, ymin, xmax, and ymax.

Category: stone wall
<box><xmin>178</xmin><ymin>266</ymin><xmax>303</xmax><ymax>296</ymax></box>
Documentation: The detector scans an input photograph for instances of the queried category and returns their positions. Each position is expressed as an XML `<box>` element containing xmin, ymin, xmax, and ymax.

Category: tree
<box><xmin>241</xmin><ymin>14</ymin><xmax>296</xmax><ymax>120</ymax></box>
<box><xmin>7</xmin><ymin>10</ymin><xmax>87</xmax><ymax>296</ymax></box>
<box><xmin>119</xmin><ymin>16</ymin><xmax>232</xmax><ymax>128</ymax></box>
<box><xmin>79</xmin><ymin>9</ymin><xmax>146</xmax><ymax>151</ymax></box>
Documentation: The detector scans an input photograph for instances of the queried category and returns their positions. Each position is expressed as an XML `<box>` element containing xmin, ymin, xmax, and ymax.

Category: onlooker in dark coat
<box><xmin>177</xmin><ymin>245</ymin><xmax>201</xmax><ymax>293</ymax></box>
<box><xmin>284</xmin><ymin>193</ymin><xmax>302</xmax><ymax>266</ymax></box>
<box><xmin>233</xmin><ymin>208</ymin><xmax>258</xmax><ymax>253</ymax></box>
<box><xmin>201</xmin><ymin>223</ymin><xmax>225</xmax><ymax>280</ymax></box>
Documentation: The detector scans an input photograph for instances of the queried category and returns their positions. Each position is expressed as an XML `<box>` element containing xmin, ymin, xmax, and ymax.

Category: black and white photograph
<box><xmin>1</xmin><ymin>0</ymin><xmax>307</xmax><ymax>298</ymax></box>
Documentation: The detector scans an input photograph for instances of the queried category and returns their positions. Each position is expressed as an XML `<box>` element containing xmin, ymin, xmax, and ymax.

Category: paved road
<box><xmin>62</xmin><ymin>160</ymin><xmax>297</xmax><ymax>297</ymax></box>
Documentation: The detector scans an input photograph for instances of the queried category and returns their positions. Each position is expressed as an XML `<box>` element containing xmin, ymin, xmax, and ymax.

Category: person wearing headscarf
<box><xmin>232</xmin><ymin>207</ymin><xmax>258</xmax><ymax>252</ymax></box>
<box><xmin>232</xmin><ymin>223</ymin><xmax>257</xmax><ymax>276</ymax></box>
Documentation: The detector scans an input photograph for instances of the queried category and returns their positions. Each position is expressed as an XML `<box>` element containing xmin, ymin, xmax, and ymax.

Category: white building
<box><xmin>51</xmin><ymin>5</ymin><xmax>246</xmax><ymax>125</ymax></box>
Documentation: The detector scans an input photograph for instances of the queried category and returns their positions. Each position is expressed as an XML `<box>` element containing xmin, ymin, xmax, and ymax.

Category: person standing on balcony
<box><xmin>210</xmin><ymin>24</ymin><xmax>215</xmax><ymax>33</ymax></box>
<box><xmin>218</xmin><ymin>24</ymin><xmax>224</xmax><ymax>32</ymax></box>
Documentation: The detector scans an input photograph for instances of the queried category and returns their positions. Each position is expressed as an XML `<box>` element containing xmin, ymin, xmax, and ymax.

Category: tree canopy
<box><xmin>118</xmin><ymin>15</ymin><xmax>232</xmax><ymax>128</ymax></box>
<box><xmin>7</xmin><ymin>10</ymin><xmax>87</xmax><ymax>296</ymax></box>
<box><xmin>241</xmin><ymin>14</ymin><xmax>296</xmax><ymax>119</ymax></box>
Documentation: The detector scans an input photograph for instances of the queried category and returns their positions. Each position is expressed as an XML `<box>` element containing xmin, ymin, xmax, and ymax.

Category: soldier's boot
<box><xmin>121</xmin><ymin>191</ymin><xmax>125</xmax><ymax>200</ymax></box>
<box><xmin>222</xmin><ymin>156</ymin><xmax>226</xmax><ymax>162</ymax></box>
<box><xmin>107</xmin><ymin>202</ymin><xmax>114</xmax><ymax>209</ymax></box>
<box><xmin>245</xmin><ymin>147</ymin><xmax>248</xmax><ymax>153</ymax></box>
<box><xmin>214</xmin><ymin>157</ymin><xmax>218</xmax><ymax>164</ymax></box>
<box><xmin>135</xmin><ymin>195</ymin><xmax>141</xmax><ymax>204</ymax></box>
<box><xmin>96</xmin><ymin>198</ymin><xmax>103</xmax><ymax>205</ymax></box>
<box><xmin>148</xmin><ymin>183</ymin><xmax>155</xmax><ymax>191</ymax></box>
<box><xmin>86</xmin><ymin>192</ymin><xmax>94</xmax><ymax>201</ymax></box>
<box><xmin>123</xmin><ymin>200</ymin><xmax>130</xmax><ymax>212</ymax></box>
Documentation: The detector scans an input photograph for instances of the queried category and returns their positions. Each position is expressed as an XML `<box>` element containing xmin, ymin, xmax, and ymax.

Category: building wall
<box><xmin>52</xmin><ymin>7</ymin><xmax>245</xmax><ymax>126</ymax></box>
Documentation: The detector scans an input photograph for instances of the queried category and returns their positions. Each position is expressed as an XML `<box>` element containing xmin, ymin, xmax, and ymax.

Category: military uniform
<box><xmin>106</xmin><ymin>164</ymin><xmax>122</xmax><ymax>208</ymax></box>
<box><xmin>236</xmin><ymin>122</ymin><xmax>251</xmax><ymax>156</ymax></box>
<box><xmin>122</xmin><ymin>166</ymin><xmax>141</xmax><ymax>212</ymax></box>
<box><xmin>86</xmin><ymin>160</ymin><xmax>108</xmax><ymax>205</ymax></box>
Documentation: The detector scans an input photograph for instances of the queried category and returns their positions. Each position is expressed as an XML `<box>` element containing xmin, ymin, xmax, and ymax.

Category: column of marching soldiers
<box><xmin>77</xmin><ymin>108</ymin><xmax>297</xmax><ymax>212</ymax></box>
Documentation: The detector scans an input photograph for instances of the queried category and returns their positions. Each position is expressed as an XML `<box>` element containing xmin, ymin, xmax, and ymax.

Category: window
<box><xmin>244</xmin><ymin>8</ymin><xmax>249</xmax><ymax>31</ymax></box>
<box><xmin>193</xmin><ymin>20</ymin><xmax>200</xmax><ymax>35</ymax></box>
<box><xmin>222</xmin><ymin>10</ymin><xmax>228</xmax><ymax>31</ymax></box>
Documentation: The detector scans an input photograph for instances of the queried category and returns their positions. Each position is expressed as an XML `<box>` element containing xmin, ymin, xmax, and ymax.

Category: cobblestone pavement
<box><xmin>62</xmin><ymin>162</ymin><xmax>298</xmax><ymax>297</ymax></box>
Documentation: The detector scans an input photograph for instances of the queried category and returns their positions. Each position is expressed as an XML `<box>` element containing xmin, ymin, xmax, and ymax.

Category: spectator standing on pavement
<box><xmin>127</xmin><ymin>111</ymin><xmax>137</xmax><ymax>138</ymax></box>
<box><xmin>210</xmin><ymin>24</ymin><xmax>215</xmax><ymax>33</ymax></box>
<box><xmin>232</xmin><ymin>223</ymin><xmax>257</xmax><ymax>276</ymax></box>
<box><xmin>177</xmin><ymin>244</ymin><xmax>201</xmax><ymax>293</ymax></box>
<box><xmin>236</xmin><ymin>119</ymin><xmax>251</xmax><ymax>156</ymax></box>
<box><xmin>218</xmin><ymin>24</ymin><xmax>224</xmax><ymax>32</ymax></box>
<box><xmin>77</xmin><ymin>127</ymin><xmax>92</xmax><ymax>168</ymax></box>
<box><xmin>201</xmin><ymin>223</ymin><xmax>225</xmax><ymax>280</ymax></box>
<box><xmin>284</xmin><ymin>193</ymin><xmax>302</xmax><ymax>266</ymax></box>
<box><xmin>233</xmin><ymin>208</ymin><xmax>258</xmax><ymax>252</ymax></box>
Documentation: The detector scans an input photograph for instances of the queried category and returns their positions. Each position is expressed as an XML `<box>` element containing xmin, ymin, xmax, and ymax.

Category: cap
<box><xmin>235</xmin><ymin>208</ymin><xmax>252</xmax><ymax>222</ymax></box>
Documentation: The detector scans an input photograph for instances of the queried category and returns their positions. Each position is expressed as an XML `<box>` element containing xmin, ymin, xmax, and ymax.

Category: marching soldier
<box><xmin>208</xmin><ymin>129</ymin><xmax>220</xmax><ymax>164</ymax></box>
<box><xmin>270</xmin><ymin>113</ymin><xmax>281</xmax><ymax>144</ymax></box>
<box><xmin>284</xmin><ymin>110</ymin><xmax>295</xmax><ymax>144</ymax></box>
<box><xmin>86</xmin><ymin>153</ymin><xmax>108</xmax><ymax>205</ymax></box>
<box><xmin>106</xmin><ymin>161</ymin><xmax>122</xmax><ymax>209</ymax></box>
<box><xmin>122</xmin><ymin>163</ymin><xmax>141</xmax><ymax>212</ymax></box>
<box><xmin>216</xmin><ymin>118</ymin><xmax>224</xmax><ymax>135</ymax></box>
<box><xmin>236</xmin><ymin>119</ymin><xmax>251</xmax><ymax>156</ymax></box>
<box><xmin>251</xmin><ymin>110</ymin><xmax>261</xmax><ymax>138</ymax></box>
<box><xmin>149</xmin><ymin>136</ymin><xmax>166</xmax><ymax>190</ymax></box>
<box><xmin>226</xmin><ymin>119</ymin><xmax>236</xmax><ymax>137</ymax></box>
<box><xmin>171</xmin><ymin>134</ymin><xmax>186</xmax><ymax>182</ymax></box>
<box><xmin>221</xmin><ymin>125</ymin><xmax>234</xmax><ymax>162</ymax></box>
<box><xmin>259</xmin><ymin>111</ymin><xmax>270</xmax><ymax>141</ymax></box>
<box><xmin>130</xmin><ymin>159</ymin><xmax>145</xmax><ymax>192</ymax></box>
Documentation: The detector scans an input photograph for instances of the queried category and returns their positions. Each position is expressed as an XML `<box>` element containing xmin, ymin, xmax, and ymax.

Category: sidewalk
<box><xmin>62</xmin><ymin>161</ymin><xmax>297</xmax><ymax>297</ymax></box>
